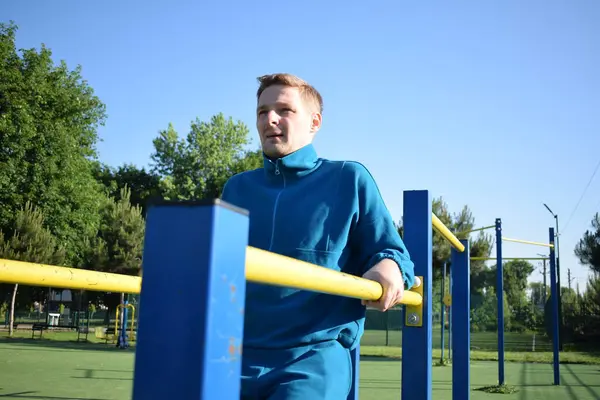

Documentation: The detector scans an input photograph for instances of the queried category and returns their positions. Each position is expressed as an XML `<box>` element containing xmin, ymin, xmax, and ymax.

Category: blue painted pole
<box><xmin>495</xmin><ymin>217</ymin><xmax>505</xmax><ymax>385</ymax></box>
<box><xmin>132</xmin><ymin>200</ymin><xmax>249</xmax><ymax>400</ymax></box>
<box><xmin>549</xmin><ymin>227</ymin><xmax>561</xmax><ymax>385</ymax></box>
<box><xmin>440</xmin><ymin>262</ymin><xmax>446</xmax><ymax>362</ymax></box>
<box><xmin>401</xmin><ymin>190</ymin><xmax>432</xmax><ymax>400</ymax></box>
<box><xmin>451</xmin><ymin>239</ymin><xmax>470</xmax><ymax>399</ymax></box>
<box><xmin>119</xmin><ymin>300</ymin><xmax>129</xmax><ymax>349</ymax></box>
<box><xmin>449</xmin><ymin>271</ymin><xmax>453</xmax><ymax>361</ymax></box>
<box><xmin>347</xmin><ymin>346</ymin><xmax>360</xmax><ymax>399</ymax></box>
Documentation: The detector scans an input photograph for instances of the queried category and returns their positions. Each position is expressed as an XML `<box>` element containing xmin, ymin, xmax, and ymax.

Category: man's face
<box><xmin>256</xmin><ymin>85</ymin><xmax>321</xmax><ymax>159</ymax></box>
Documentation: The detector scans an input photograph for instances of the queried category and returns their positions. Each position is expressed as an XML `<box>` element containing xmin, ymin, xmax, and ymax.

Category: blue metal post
<box><xmin>118</xmin><ymin>300</ymin><xmax>130</xmax><ymax>349</ymax></box>
<box><xmin>451</xmin><ymin>239</ymin><xmax>470</xmax><ymax>399</ymax></box>
<box><xmin>347</xmin><ymin>346</ymin><xmax>360</xmax><ymax>399</ymax></box>
<box><xmin>449</xmin><ymin>271</ymin><xmax>453</xmax><ymax>361</ymax></box>
<box><xmin>440</xmin><ymin>262</ymin><xmax>446</xmax><ymax>362</ymax></box>
<box><xmin>401</xmin><ymin>190</ymin><xmax>432</xmax><ymax>400</ymax></box>
<box><xmin>549</xmin><ymin>227</ymin><xmax>561</xmax><ymax>385</ymax></box>
<box><xmin>495</xmin><ymin>218</ymin><xmax>505</xmax><ymax>385</ymax></box>
<box><xmin>132</xmin><ymin>199</ymin><xmax>249</xmax><ymax>400</ymax></box>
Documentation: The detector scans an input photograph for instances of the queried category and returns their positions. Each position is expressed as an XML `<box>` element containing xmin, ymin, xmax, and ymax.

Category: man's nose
<box><xmin>267</xmin><ymin>110</ymin><xmax>279</xmax><ymax>125</ymax></box>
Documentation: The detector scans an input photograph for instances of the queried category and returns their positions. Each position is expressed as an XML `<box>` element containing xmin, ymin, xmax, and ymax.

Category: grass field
<box><xmin>1</xmin><ymin>331</ymin><xmax>599</xmax><ymax>399</ymax></box>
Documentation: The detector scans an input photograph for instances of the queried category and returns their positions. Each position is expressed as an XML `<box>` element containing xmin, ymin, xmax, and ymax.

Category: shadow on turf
<box><xmin>0</xmin><ymin>391</ymin><xmax>110</xmax><ymax>400</ymax></box>
<box><xmin>564</xmin><ymin>364</ymin><xmax>600</xmax><ymax>398</ymax></box>
<box><xmin>0</xmin><ymin>337</ymin><xmax>135</xmax><ymax>353</ymax></box>
<box><xmin>71</xmin><ymin>368</ymin><xmax>133</xmax><ymax>381</ymax></box>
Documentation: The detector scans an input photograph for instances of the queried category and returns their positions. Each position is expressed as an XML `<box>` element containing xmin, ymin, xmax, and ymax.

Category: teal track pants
<box><xmin>240</xmin><ymin>340</ymin><xmax>353</xmax><ymax>400</ymax></box>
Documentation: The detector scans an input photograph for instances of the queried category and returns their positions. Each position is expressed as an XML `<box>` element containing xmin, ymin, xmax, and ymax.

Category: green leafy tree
<box><xmin>0</xmin><ymin>22</ymin><xmax>106</xmax><ymax>265</ymax></box>
<box><xmin>0</xmin><ymin>202</ymin><xmax>65</xmax><ymax>336</ymax></box>
<box><xmin>92</xmin><ymin>162</ymin><xmax>161</xmax><ymax>216</ymax></box>
<box><xmin>150</xmin><ymin>113</ymin><xmax>263</xmax><ymax>201</ymax></box>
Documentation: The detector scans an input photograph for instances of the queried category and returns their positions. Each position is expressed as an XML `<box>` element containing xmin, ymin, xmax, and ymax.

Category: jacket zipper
<box><xmin>268</xmin><ymin>160</ymin><xmax>286</xmax><ymax>251</ymax></box>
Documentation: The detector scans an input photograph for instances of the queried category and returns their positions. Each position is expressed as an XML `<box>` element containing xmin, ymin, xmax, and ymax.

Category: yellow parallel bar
<box><xmin>0</xmin><ymin>258</ymin><xmax>142</xmax><ymax>293</ymax></box>
<box><xmin>471</xmin><ymin>257</ymin><xmax>549</xmax><ymax>261</ymax></box>
<box><xmin>0</xmin><ymin>248</ymin><xmax>423</xmax><ymax>307</ymax></box>
<box><xmin>431</xmin><ymin>213</ymin><xmax>465</xmax><ymax>252</ymax></box>
<box><xmin>245</xmin><ymin>247</ymin><xmax>423</xmax><ymax>306</ymax></box>
<box><xmin>459</xmin><ymin>224</ymin><xmax>496</xmax><ymax>235</ymax></box>
<box><xmin>502</xmin><ymin>237</ymin><xmax>554</xmax><ymax>248</ymax></box>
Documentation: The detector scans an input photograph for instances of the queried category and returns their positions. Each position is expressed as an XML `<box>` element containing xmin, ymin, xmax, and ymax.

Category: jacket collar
<box><xmin>263</xmin><ymin>144</ymin><xmax>321</xmax><ymax>179</ymax></box>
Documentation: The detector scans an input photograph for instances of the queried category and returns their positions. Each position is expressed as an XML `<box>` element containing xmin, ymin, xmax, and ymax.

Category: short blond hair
<box><xmin>256</xmin><ymin>73</ymin><xmax>323</xmax><ymax>114</ymax></box>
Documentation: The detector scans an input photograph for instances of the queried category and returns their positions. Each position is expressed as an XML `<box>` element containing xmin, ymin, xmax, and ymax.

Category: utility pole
<box><xmin>542</xmin><ymin>259</ymin><xmax>547</xmax><ymax>298</ymax></box>
<box><xmin>537</xmin><ymin>254</ymin><xmax>547</xmax><ymax>299</ymax></box>
<box><xmin>568</xmin><ymin>269</ymin><xmax>573</xmax><ymax>291</ymax></box>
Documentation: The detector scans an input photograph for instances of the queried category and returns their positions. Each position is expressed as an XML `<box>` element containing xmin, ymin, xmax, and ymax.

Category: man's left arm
<box><xmin>349</xmin><ymin>163</ymin><xmax>415</xmax><ymax>312</ymax></box>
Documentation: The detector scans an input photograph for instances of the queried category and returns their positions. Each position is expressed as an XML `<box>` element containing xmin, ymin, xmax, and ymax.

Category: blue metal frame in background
<box><xmin>132</xmin><ymin>200</ymin><xmax>249</xmax><ymax>400</ymax></box>
<box><xmin>129</xmin><ymin>192</ymin><xmax>477</xmax><ymax>399</ymax></box>
<box><xmin>451</xmin><ymin>239</ymin><xmax>470</xmax><ymax>399</ymax></box>
<box><xmin>401</xmin><ymin>190</ymin><xmax>433</xmax><ymax>400</ymax></box>
<box><xmin>495</xmin><ymin>217</ymin><xmax>505</xmax><ymax>386</ymax></box>
<box><xmin>549</xmin><ymin>227</ymin><xmax>561</xmax><ymax>385</ymax></box>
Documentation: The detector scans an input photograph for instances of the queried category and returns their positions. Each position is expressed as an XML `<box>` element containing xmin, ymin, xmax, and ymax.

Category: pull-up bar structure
<box><xmin>494</xmin><ymin>218</ymin><xmax>560</xmax><ymax>387</ymax></box>
<box><xmin>0</xmin><ymin>190</ymin><xmax>474</xmax><ymax>399</ymax></box>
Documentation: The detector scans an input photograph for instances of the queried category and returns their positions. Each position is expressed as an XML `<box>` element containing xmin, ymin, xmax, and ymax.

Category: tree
<box><xmin>0</xmin><ymin>202</ymin><xmax>65</xmax><ymax>336</ymax></box>
<box><xmin>84</xmin><ymin>186</ymin><xmax>145</xmax><ymax>323</ymax></box>
<box><xmin>85</xmin><ymin>186</ymin><xmax>145</xmax><ymax>276</ymax></box>
<box><xmin>92</xmin><ymin>162</ymin><xmax>161</xmax><ymax>216</ymax></box>
<box><xmin>0</xmin><ymin>22</ymin><xmax>106</xmax><ymax>266</ymax></box>
<box><xmin>396</xmin><ymin>196</ymin><xmax>493</xmax><ymax>292</ymax></box>
<box><xmin>501</xmin><ymin>260</ymin><xmax>535</xmax><ymax>307</ymax></box>
<box><xmin>574</xmin><ymin>212</ymin><xmax>600</xmax><ymax>275</ymax></box>
<box><xmin>150</xmin><ymin>114</ymin><xmax>263</xmax><ymax>201</ymax></box>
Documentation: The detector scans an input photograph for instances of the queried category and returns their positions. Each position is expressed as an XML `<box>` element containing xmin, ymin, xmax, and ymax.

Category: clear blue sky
<box><xmin>5</xmin><ymin>0</ymin><xmax>600</xmax><ymax>291</ymax></box>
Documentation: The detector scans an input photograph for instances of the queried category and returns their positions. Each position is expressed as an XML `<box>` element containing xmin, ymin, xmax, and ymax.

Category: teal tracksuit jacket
<box><xmin>221</xmin><ymin>143</ymin><xmax>415</xmax><ymax>399</ymax></box>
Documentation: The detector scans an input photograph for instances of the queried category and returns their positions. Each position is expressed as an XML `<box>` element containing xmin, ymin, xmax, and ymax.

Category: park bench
<box><xmin>31</xmin><ymin>323</ymin><xmax>48</xmax><ymax>339</ymax></box>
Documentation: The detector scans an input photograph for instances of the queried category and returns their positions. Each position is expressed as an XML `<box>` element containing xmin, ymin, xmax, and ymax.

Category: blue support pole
<box><xmin>449</xmin><ymin>271</ymin><xmax>453</xmax><ymax>361</ymax></box>
<box><xmin>451</xmin><ymin>239</ymin><xmax>470</xmax><ymax>400</ymax></box>
<box><xmin>495</xmin><ymin>218</ymin><xmax>505</xmax><ymax>385</ymax></box>
<box><xmin>347</xmin><ymin>346</ymin><xmax>360</xmax><ymax>399</ymax></box>
<box><xmin>401</xmin><ymin>190</ymin><xmax>432</xmax><ymax>400</ymax></box>
<box><xmin>549</xmin><ymin>227</ymin><xmax>561</xmax><ymax>385</ymax></box>
<box><xmin>118</xmin><ymin>300</ymin><xmax>130</xmax><ymax>349</ymax></box>
<box><xmin>132</xmin><ymin>200</ymin><xmax>249</xmax><ymax>400</ymax></box>
<box><xmin>440</xmin><ymin>262</ymin><xmax>446</xmax><ymax>362</ymax></box>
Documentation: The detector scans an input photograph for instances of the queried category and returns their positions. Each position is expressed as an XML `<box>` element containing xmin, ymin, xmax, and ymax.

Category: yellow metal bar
<box><xmin>0</xmin><ymin>258</ymin><xmax>142</xmax><ymax>293</ymax></box>
<box><xmin>1</xmin><ymin>247</ymin><xmax>423</xmax><ymax>307</ymax></box>
<box><xmin>458</xmin><ymin>224</ymin><xmax>496</xmax><ymax>235</ymax></box>
<box><xmin>431</xmin><ymin>213</ymin><xmax>465</xmax><ymax>252</ymax></box>
<box><xmin>471</xmin><ymin>257</ymin><xmax>548</xmax><ymax>261</ymax></box>
<box><xmin>245</xmin><ymin>247</ymin><xmax>423</xmax><ymax>306</ymax></box>
<box><xmin>502</xmin><ymin>237</ymin><xmax>554</xmax><ymax>248</ymax></box>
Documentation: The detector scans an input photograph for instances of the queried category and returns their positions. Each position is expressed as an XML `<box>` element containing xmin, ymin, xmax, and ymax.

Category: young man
<box><xmin>221</xmin><ymin>73</ymin><xmax>415</xmax><ymax>399</ymax></box>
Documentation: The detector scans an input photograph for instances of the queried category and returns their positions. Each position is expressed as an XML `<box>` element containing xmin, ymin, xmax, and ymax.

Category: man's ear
<box><xmin>310</xmin><ymin>112</ymin><xmax>322</xmax><ymax>134</ymax></box>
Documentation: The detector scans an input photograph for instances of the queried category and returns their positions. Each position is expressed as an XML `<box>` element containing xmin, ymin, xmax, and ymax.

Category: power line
<box><xmin>562</xmin><ymin>157</ymin><xmax>600</xmax><ymax>233</ymax></box>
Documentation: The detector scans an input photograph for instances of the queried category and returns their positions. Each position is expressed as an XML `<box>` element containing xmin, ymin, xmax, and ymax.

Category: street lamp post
<box><xmin>543</xmin><ymin>203</ymin><xmax>563</xmax><ymax>351</ymax></box>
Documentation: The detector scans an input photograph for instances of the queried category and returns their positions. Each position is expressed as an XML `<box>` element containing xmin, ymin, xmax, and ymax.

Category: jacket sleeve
<box><xmin>348</xmin><ymin>162</ymin><xmax>415</xmax><ymax>290</ymax></box>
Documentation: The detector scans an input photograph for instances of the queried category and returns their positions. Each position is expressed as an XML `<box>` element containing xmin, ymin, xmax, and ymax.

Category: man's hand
<box><xmin>361</xmin><ymin>258</ymin><xmax>404</xmax><ymax>312</ymax></box>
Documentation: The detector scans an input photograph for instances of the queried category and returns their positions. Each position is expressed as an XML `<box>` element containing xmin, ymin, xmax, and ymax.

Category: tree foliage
<box><xmin>85</xmin><ymin>186</ymin><xmax>145</xmax><ymax>276</ymax></box>
<box><xmin>0</xmin><ymin>21</ymin><xmax>106</xmax><ymax>266</ymax></box>
<box><xmin>92</xmin><ymin>162</ymin><xmax>161</xmax><ymax>216</ymax></box>
<box><xmin>0</xmin><ymin>202</ymin><xmax>65</xmax><ymax>335</ymax></box>
<box><xmin>574</xmin><ymin>212</ymin><xmax>600</xmax><ymax>275</ymax></box>
<box><xmin>150</xmin><ymin>114</ymin><xmax>263</xmax><ymax>201</ymax></box>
